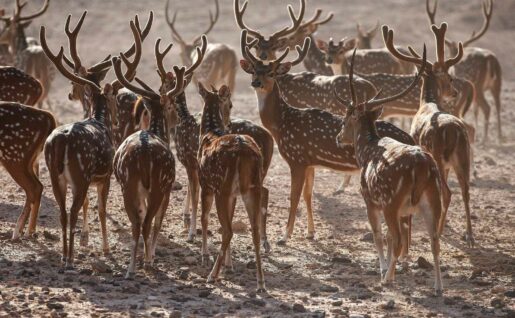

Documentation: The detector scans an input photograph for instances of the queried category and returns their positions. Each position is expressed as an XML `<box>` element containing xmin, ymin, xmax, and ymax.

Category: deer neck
<box><xmin>12</xmin><ymin>27</ymin><xmax>28</xmax><ymax>57</ymax></box>
<box><xmin>254</xmin><ymin>81</ymin><xmax>286</xmax><ymax>136</ymax></box>
<box><xmin>329</xmin><ymin>63</ymin><xmax>343</xmax><ymax>75</ymax></box>
<box><xmin>148</xmin><ymin>103</ymin><xmax>169</xmax><ymax>143</ymax></box>
<box><xmin>200</xmin><ymin>102</ymin><xmax>225</xmax><ymax>139</ymax></box>
<box><xmin>353</xmin><ymin>115</ymin><xmax>381</xmax><ymax>167</ymax></box>
<box><xmin>175</xmin><ymin>92</ymin><xmax>191</xmax><ymax>120</ymax></box>
<box><xmin>420</xmin><ymin>73</ymin><xmax>443</xmax><ymax>107</ymax></box>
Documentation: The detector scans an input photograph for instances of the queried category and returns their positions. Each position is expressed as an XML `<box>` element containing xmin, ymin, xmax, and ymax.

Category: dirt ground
<box><xmin>0</xmin><ymin>0</ymin><xmax>514</xmax><ymax>317</ymax></box>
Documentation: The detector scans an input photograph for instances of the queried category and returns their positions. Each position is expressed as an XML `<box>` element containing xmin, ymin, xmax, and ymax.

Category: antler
<box><xmin>112</xmin><ymin>56</ymin><xmax>160</xmax><ymax>101</ymax></box>
<box><xmin>382</xmin><ymin>25</ymin><xmax>434</xmax><ymax>70</ymax></box>
<box><xmin>165</xmin><ymin>66</ymin><xmax>187</xmax><ymax>98</ymax></box>
<box><xmin>18</xmin><ymin>0</ymin><xmax>49</xmax><ymax>21</ymax></box>
<box><xmin>166</xmin><ymin>0</ymin><xmax>217</xmax><ymax>46</ymax></box>
<box><xmin>185</xmin><ymin>35</ymin><xmax>207</xmax><ymax>77</ymax></box>
<box><xmin>39</xmin><ymin>26</ymin><xmax>102</xmax><ymax>92</ymax></box>
<box><xmin>111</xmin><ymin>19</ymin><xmax>144</xmax><ymax>91</ymax></box>
<box><xmin>64</xmin><ymin>11</ymin><xmax>87</xmax><ymax>71</ymax></box>
<box><xmin>240</xmin><ymin>30</ymin><xmax>260</xmax><ymax>64</ymax></box>
<box><xmin>426</xmin><ymin>0</ymin><xmax>437</xmax><ymax>25</ymax></box>
<box><xmin>234</xmin><ymin>0</ymin><xmax>263</xmax><ymax>39</ymax></box>
<box><xmin>155</xmin><ymin>38</ymin><xmax>173</xmax><ymax>79</ymax></box>
<box><xmin>288</xmin><ymin>36</ymin><xmax>310</xmax><ymax>66</ymax></box>
<box><xmin>348</xmin><ymin>49</ymin><xmax>358</xmax><ymax>107</ymax></box>
<box><xmin>192</xmin><ymin>0</ymin><xmax>218</xmax><ymax>43</ymax></box>
<box><xmin>464</xmin><ymin>0</ymin><xmax>493</xmax><ymax>47</ymax></box>
<box><xmin>269</xmin><ymin>0</ymin><xmax>306</xmax><ymax>39</ymax></box>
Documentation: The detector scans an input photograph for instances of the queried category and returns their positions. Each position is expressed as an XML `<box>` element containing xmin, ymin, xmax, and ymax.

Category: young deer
<box><xmin>112</xmin><ymin>45</ymin><xmax>186</xmax><ymax>278</ymax></box>
<box><xmin>384</xmin><ymin>23</ymin><xmax>474</xmax><ymax>247</ymax></box>
<box><xmin>0</xmin><ymin>0</ymin><xmax>53</xmax><ymax>109</ymax></box>
<box><xmin>355</xmin><ymin>22</ymin><xmax>379</xmax><ymax>49</ymax></box>
<box><xmin>0</xmin><ymin>66</ymin><xmax>42</xmax><ymax>105</ymax></box>
<box><xmin>166</xmin><ymin>0</ymin><xmax>238</xmax><ymax>92</ymax></box>
<box><xmin>234</xmin><ymin>0</ymin><xmax>305</xmax><ymax>61</ymax></box>
<box><xmin>1</xmin><ymin>102</ymin><xmax>56</xmax><ymax>240</ymax></box>
<box><xmin>240</xmin><ymin>30</ymin><xmax>415</xmax><ymax>244</ymax></box>
<box><xmin>427</xmin><ymin>0</ymin><xmax>501</xmax><ymax>142</ymax></box>
<box><xmin>336</xmin><ymin>49</ymin><xmax>445</xmax><ymax>295</ymax></box>
<box><xmin>197</xmin><ymin>82</ymin><xmax>265</xmax><ymax>292</ymax></box>
<box><xmin>40</xmin><ymin>16</ymin><xmax>144</xmax><ymax>268</ymax></box>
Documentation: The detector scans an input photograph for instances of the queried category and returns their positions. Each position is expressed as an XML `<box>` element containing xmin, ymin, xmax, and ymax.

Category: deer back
<box><xmin>0</xmin><ymin>66</ymin><xmax>42</xmax><ymax>105</ymax></box>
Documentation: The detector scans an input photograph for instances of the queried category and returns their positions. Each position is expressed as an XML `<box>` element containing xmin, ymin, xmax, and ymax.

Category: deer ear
<box><xmin>218</xmin><ymin>85</ymin><xmax>231</xmax><ymax>99</ymax></box>
<box><xmin>274</xmin><ymin>37</ymin><xmax>289</xmax><ymax>50</ymax></box>
<box><xmin>275</xmin><ymin>62</ymin><xmax>292</xmax><ymax>75</ymax></box>
<box><xmin>239</xmin><ymin>60</ymin><xmax>254</xmax><ymax>74</ymax></box>
<box><xmin>343</xmin><ymin>39</ymin><xmax>357</xmax><ymax>51</ymax></box>
<box><xmin>102</xmin><ymin>83</ymin><xmax>113</xmax><ymax>96</ymax></box>
<box><xmin>316</xmin><ymin>39</ymin><xmax>328</xmax><ymax>51</ymax></box>
<box><xmin>197</xmin><ymin>82</ymin><xmax>209</xmax><ymax>99</ymax></box>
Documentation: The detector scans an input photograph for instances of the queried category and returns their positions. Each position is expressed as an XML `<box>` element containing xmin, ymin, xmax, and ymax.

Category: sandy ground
<box><xmin>0</xmin><ymin>0</ymin><xmax>514</xmax><ymax>317</ymax></box>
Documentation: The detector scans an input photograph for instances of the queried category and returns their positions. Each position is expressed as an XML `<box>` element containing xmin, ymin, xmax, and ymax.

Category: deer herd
<box><xmin>0</xmin><ymin>0</ymin><xmax>504</xmax><ymax>296</ymax></box>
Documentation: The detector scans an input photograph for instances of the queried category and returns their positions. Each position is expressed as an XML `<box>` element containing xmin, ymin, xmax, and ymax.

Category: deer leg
<box><xmin>420</xmin><ymin>194</ymin><xmax>443</xmax><ymax>296</ymax></box>
<box><xmin>150</xmin><ymin>193</ymin><xmax>170</xmax><ymax>263</ymax></box>
<box><xmin>50</xmin><ymin>175</ymin><xmax>67</xmax><ymax>263</ymax></box>
<box><xmin>207</xmin><ymin>194</ymin><xmax>233</xmax><ymax>283</ymax></box>
<box><xmin>260</xmin><ymin>186</ymin><xmax>270</xmax><ymax>253</ymax></box>
<box><xmin>399</xmin><ymin>216</ymin><xmax>412</xmax><ymax>262</ymax></box>
<box><xmin>475</xmin><ymin>92</ymin><xmax>491</xmax><ymax>143</ymax></box>
<box><xmin>334</xmin><ymin>175</ymin><xmax>352</xmax><ymax>194</ymax></box>
<box><xmin>200</xmin><ymin>189</ymin><xmax>214</xmax><ymax>265</ymax></box>
<box><xmin>303</xmin><ymin>167</ymin><xmax>316</xmax><ymax>240</ymax></box>
<box><xmin>491</xmin><ymin>81</ymin><xmax>503</xmax><ymax>142</ymax></box>
<box><xmin>79</xmin><ymin>196</ymin><xmax>90</xmax><ymax>247</ymax></box>
<box><xmin>187</xmin><ymin>169</ymin><xmax>200</xmax><ymax>242</ymax></box>
<box><xmin>224</xmin><ymin>196</ymin><xmax>237</xmax><ymax>272</ymax></box>
<box><xmin>243</xmin><ymin>188</ymin><xmax>265</xmax><ymax>292</ymax></box>
<box><xmin>383</xmin><ymin>210</ymin><xmax>402</xmax><ymax>284</ymax></box>
<box><xmin>455</xmin><ymin>165</ymin><xmax>474</xmax><ymax>248</ymax></box>
<box><xmin>435</xmin><ymin>161</ymin><xmax>451</xmax><ymax>236</ymax></box>
<box><xmin>67</xmin><ymin>186</ymin><xmax>89</xmax><ymax>269</ymax></box>
<box><xmin>367</xmin><ymin>206</ymin><xmax>387</xmax><ymax>276</ymax></box>
<box><xmin>122</xmin><ymin>193</ymin><xmax>141</xmax><ymax>279</ymax></box>
<box><xmin>278</xmin><ymin>166</ymin><xmax>307</xmax><ymax>245</ymax></box>
<box><xmin>9</xmin><ymin>167</ymin><xmax>42</xmax><ymax>240</ymax></box>
<box><xmin>142</xmin><ymin>195</ymin><xmax>161</xmax><ymax>269</ymax></box>
<box><xmin>97</xmin><ymin>180</ymin><xmax>111</xmax><ymax>255</ymax></box>
<box><xmin>182</xmin><ymin>172</ymin><xmax>192</xmax><ymax>230</ymax></box>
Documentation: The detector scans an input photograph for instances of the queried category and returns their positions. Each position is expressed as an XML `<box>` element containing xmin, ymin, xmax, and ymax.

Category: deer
<box><xmin>40</xmin><ymin>14</ymin><xmax>146</xmax><ymax>269</ymax></box>
<box><xmin>197</xmin><ymin>81</ymin><xmax>265</xmax><ymax>292</ymax></box>
<box><xmin>335</xmin><ymin>48</ymin><xmax>445</xmax><ymax>295</ymax></box>
<box><xmin>384</xmin><ymin>23</ymin><xmax>474</xmax><ymax>247</ymax></box>
<box><xmin>0</xmin><ymin>66</ymin><xmax>42</xmax><ymax>105</ymax></box>
<box><xmin>155</xmin><ymin>38</ymin><xmax>273</xmax><ymax>251</ymax></box>
<box><xmin>165</xmin><ymin>0</ymin><xmax>238</xmax><ymax>92</ymax></box>
<box><xmin>0</xmin><ymin>0</ymin><xmax>53</xmax><ymax>109</ymax></box>
<box><xmin>316</xmin><ymin>37</ymin><xmax>415</xmax><ymax>76</ymax></box>
<box><xmin>1</xmin><ymin>102</ymin><xmax>56</xmax><ymax>240</ymax></box>
<box><xmin>111</xmin><ymin>34</ymin><xmax>187</xmax><ymax>277</ymax></box>
<box><xmin>234</xmin><ymin>0</ymin><xmax>305</xmax><ymax>62</ymax></box>
<box><xmin>426</xmin><ymin>0</ymin><xmax>501</xmax><ymax>143</ymax></box>
<box><xmin>355</xmin><ymin>22</ymin><xmax>379</xmax><ymax>49</ymax></box>
<box><xmin>239</xmin><ymin>30</ymin><xmax>417</xmax><ymax>244</ymax></box>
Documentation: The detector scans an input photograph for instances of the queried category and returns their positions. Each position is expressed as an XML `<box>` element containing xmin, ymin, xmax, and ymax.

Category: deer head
<box><xmin>426</xmin><ymin>0</ymin><xmax>493</xmax><ymax>56</ymax></box>
<box><xmin>239</xmin><ymin>30</ymin><xmax>310</xmax><ymax>92</ymax></box>
<box><xmin>277</xmin><ymin>8</ymin><xmax>333</xmax><ymax>51</ymax></box>
<box><xmin>336</xmin><ymin>48</ymin><xmax>426</xmax><ymax>145</ymax></box>
<box><xmin>356</xmin><ymin>21</ymin><xmax>379</xmax><ymax>49</ymax></box>
<box><xmin>235</xmin><ymin>0</ymin><xmax>305</xmax><ymax>61</ymax></box>
<box><xmin>165</xmin><ymin>0</ymin><xmax>217</xmax><ymax>64</ymax></box>
<box><xmin>0</xmin><ymin>0</ymin><xmax>49</xmax><ymax>54</ymax></box>
<box><xmin>383</xmin><ymin>23</ymin><xmax>463</xmax><ymax>103</ymax></box>
<box><xmin>316</xmin><ymin>37</ymin><xmax>357</xmax><ymax>65</ymax></box>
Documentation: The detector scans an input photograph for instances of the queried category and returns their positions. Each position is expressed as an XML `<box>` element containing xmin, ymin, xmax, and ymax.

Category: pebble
<box><xmin>331</xmin><ymin>300</ymin><xmax>343</xmax><ymax>306</ymax></box>
<box><xmin>490</xmin><ymin>297</ymin><xmax>504</xmax><ymax>308</ymax></box>
<box><xmin>349</xmin><ymin>314</ymin><xmax>365</xmax><ymax>318</ymax></box>
<box><xmin>46</xmin><ymin>302</ymin><xmax>64</xmax><ymax>310</ymax></box>
<box><xmin>360</xmin><ymin>232</ymin><xmax>374</xmax><ymax>242</ymax></box>
<box><xmin>292</xmin><ymin>303</ymin><xmax>306</xmax><ymax>312</ymax></box>
<box><xmin>184</xmin><ymin>256</ymin><xmax>196</xmax><ymax>265</ymax></box>
<box><xmin>198</xmin><ymin>290</ymin><xmax>211</xmax><ymax>298</ymax></box>
<box><xmin>504</xmin><ymin>290</ymin><xmax>515</xmax><ymax>298</ymax></box>
<box><xmin>381</xmin><ymin>300</ymin><xmax>395</xmax><ymax>310</ymax></box>
<box><xmin>416</xmin><ymin>256</ymin><xmax>433</xmax><ymax>270</ymax></box>
<box><xmin>91</xmin><ymin>260</ymin><xmax>111</xmax><ymax>274</ymax></box>
<box><xmin>320</xmin><ymin>285</ymin><xmax>339</xmax><ymax>293</ymax></box>
<box><xmin>169</xmin><ymin>310</ymin><xmax>181</xmax><ymax>318</ymax></box>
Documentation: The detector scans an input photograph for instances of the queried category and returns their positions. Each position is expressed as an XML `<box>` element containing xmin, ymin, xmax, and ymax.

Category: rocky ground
<box><xmin>1</xmin><ymin>0</ymin><xmax>514</xmax><ymax>317</ymax></box>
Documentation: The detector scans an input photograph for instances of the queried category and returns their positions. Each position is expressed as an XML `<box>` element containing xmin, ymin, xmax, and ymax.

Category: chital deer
<box><xmin>316</xmin><ymin>37</ymin><xmax>415</xmax><ymax>76</ymax></box>
<box><xmin>0</xmin><ymin>66</ymin><xmax>42</xmax><ymax>105</ymax></box>
<box><xmin>0</xmin><ymin>102</ymin><xmax>56</xmax><ymax>240</ymax></box>
<box><xmin>426</xmin><ymin>0</ymin><xmax>501</xmax><ymax>142</ymax></box>
<box><xmin>112</xmin><ymin>42</ymin><xmax>186</xmax><ymax>277</ymax></box>
<box><xmin>355</xmin><ymin>22</ymin><xmax>379</xmax><ymax>49</ymax></box>
<box><xmin>40</xmin><ymin>15</ymin><xmax>145</xmax><ymax>268</ymax></box>
<box><xmin>335</xmin><ymin>49</ymin><xmax>445</xmax><ymax>295</ymax></box>
<box><xmin>197</xmin><ymin>82</ymin><xmax>265</xmax><ymax>292</ymax></box>
<box><xmin>240</xmin><ymin>30</ymin><xmax>415</xmax><ymax>244</ymax></box>
<box><xmin>0</xmin><ymin>0</ymin><xmax>53</xmax><ymax>109</ymax></box>
<box><xmin>234</xmin><ymin>0</ymin><xmax>305</xmax><ymax>61</ymax></box>
<box><xmin>166</xmin><ymin>0</ymin><xmax>238</xmax><ymax>92</ymax></box>
<box><xmin>384</xmin><ymin>23</ymin><xmax>474</xmax><ymax>247</ymax></box>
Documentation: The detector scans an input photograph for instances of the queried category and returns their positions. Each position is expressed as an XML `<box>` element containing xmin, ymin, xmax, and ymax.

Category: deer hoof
<box><xmin>172</xmin><ymin>180</ymin><xmax>183</xmax><ymax>191</ymax></box>
<box><xmin>80</xmin><ymin>232</ymin><xmax>89</xmax><ymax>247</ymax></box>
<box><xmin>224</xmin><ymin>267</ymin><xmax>234</xmax><ymax>275</ymax></box>
<box><xmin>256</xmin><ymin>287</ymin><xmax>267</xmax><ymax>294</ymax></box>
<box><xmin>434</xmin><ymin>286</ymin><xmax>443</xmax><ymax>297</ymax></box>
<box><xmin>183</xmin><ymin>214</ymin><xmax>191</xmax><ymax>229</ymax></box>
<box><xmin>186</xmin><ymin>234</ymin><xmax>196</xmax><ymax>243</ymax></box>
<box><xmin>262</xmin><ymin>240</ymin><xmax>271</xmax><ymax>253</ymax></box>
<box><xmin>202</xmin><ymin>254</ymin><xmax>211</xmax><ymax>267</ymax></box>
<box><xmin>65</xmin><ymin>263</ymin><xmax>74</xmax><ymax>271</ymax></box>
<box><xmin>103</xmin><ymin>248</ymin><xmax>110</xmax><ymax>256</ymax></box>
<box><xmin>125</xmin><ymin>271</ymin><xmax>135</xmax><ymax>280</ymax></box>
<box><xmin>306</xmin><ymin>232</ymin><xmax>315</xmax><ymax>240</ymax></box>
<box><xmin>206</xmin><ymin>275</ymin><xmax>216</xmax><ymax>283</ymax></box>
<box><xmin>277</xmin><ymin>238</ymin><xmax>287</xmax><ymax>246</ymax></box>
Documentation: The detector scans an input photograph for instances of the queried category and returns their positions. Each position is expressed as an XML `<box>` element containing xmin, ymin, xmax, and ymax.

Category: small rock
<box><xmin>169</xmin><ymin>310</ymin><xmax>181</xmax><ymax>318</ymax></box>
<box><xmin>320</xmin><ymin>285</ymin><xmax>339</xmax><ymax>293</ymax></box>
<box><xmin>292</xmin><ymin>303</ymin><xmax>306</xmax><ymax>312</ymax></box>
<box><xmin>43</xmin><ymin>230</ymin><xmax>59</xmax><ymax>241</ymax></box>
<box><xmin>332</xmin><ymin>300</ymin><xmax>343</xmax><ymax>306</ymax></box>
<box><xmin>491</xmin><ymin>285</ymin><xmax>506</xmax><ymax>294</ymax></box>
<box><xmin>349</xmin><ymin>314</ymin><xmax>365</xmax><ymax>318</ymax></box>
<box><xmin>198</xmin><ymin>290</ymin><xmax>211</xmax><ymax>298</ymax></box>
<box><xmin>248</xmin><ymin>298</ymin><xmax>265</xmax><ymax>307</ymax></box>
<box><xmin>232</xmin><ymin>220</ymin><xmax>247</xmax><ymax>233</ymax></box>
<box><xmin>184</xmin><ymin>256</ymin><xmax>196</xmax><ymax>265</ymax></box>
<box><xmin>331</xmin><ymin>255</ymin><xmax>352</xmax><ymax>264</ymax></box>
<box><xmin>79</xmin><ymin>268</ymin><xmax>93</xmax><ymax>276</ymax></box>
<box><xmin>360</xmin><ymin>232</ymin><xmax>374</xmax><ymax>242</ymax></box>
<box><xmin>46</xmin><ymin>302</ymin><xmax>64</xmax><ymax>310</ymax></box>
<box><xmin>417</xmin><ymin>256</ymin><xmax>433</xmax><ymax>270</ymax></box>
<box><xmin>178</xmin><ymin>270</ymin><xmax>189</xmax><ymax>280</ymax></box>
<box><xmin>381</xmin><ymin>300</ymin><xmax>395</xmax><ymax>310</ymax></box>
<box><xmin>246</xmin><ymin>260</ymin><xmax>256</xmax><ymax>269</ymax></box>
<box><xmin>91</xmin><ymin>260</ymin><xmax>111</xmax><ymax>274</ymax></box>
<box><xmin>484</xmin><ymin>156</ymin><xmax>496</xmax><ymax>166</ymax></box>
<box><xmin>504</xmin><ymin>290</ymin><xmax>515</xmax><ymax>298</ymax></box>
<box><xmin>490</xmin><ymin>297</ymin><xmax>504</xmax><ymax>308</ymax></box>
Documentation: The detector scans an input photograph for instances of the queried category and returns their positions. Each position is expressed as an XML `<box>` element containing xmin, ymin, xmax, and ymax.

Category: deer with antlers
<box><xmin>1</xmin><ymin>102</ymin><xmax>56</xmax><ymax>240</ymax></box>
<box><xmin>165</xmin><ymin>0</ymin><xmax>238</xmax><ymax>92</ymax></box>
<box><xmin>111</xmin><ymin>27</ymin><xmax>187</xmax><ymax>276</ymax></box>
<box><xmin>0</xmin><ymin>66</ymin><xmax>42</xmax><ymax>105</ymax></box>
<box><xmin>0</xmin><ymin>0</ymin><xmax>53</xmax><ymax>109</ymax></box>
<box><xmin>355</xmin><ymin>22</ymin><xmax>379</xmax><ymax>50</ymax></box>
<box><xmin>40</xmin><ymin>13</ymin><xmax>150</xmax><ymax>268</ymax></box>
<box><xmin>240</xmin><ymin>30</ymin><xmax>416</xmax><ymax>244</ymax></box>
<box><xmin>426</xmin><ymin>0</ymin><xmax>501</xmax><ymax>143</ymax></box>
<box><xmin>384</xmin><ymin>23</ymin><xmax>474</xmax><ymax>247</ymax></box>
<box><xmin>197</xmin><ymin>81</ymin><xmax>265</xmax><ymax>292</ymax></box>
<box><xmin>336</xmin><ymin>49</ymin><xmax>446</xmax><ymax>295</ymax></box>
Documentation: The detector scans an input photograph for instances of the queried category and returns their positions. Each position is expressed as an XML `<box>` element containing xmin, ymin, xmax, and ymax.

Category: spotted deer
<box><xmin>234</xmin><ymin>0</ymin><xmax>305</xmax><ymax>61</ymax></box>
<box><xmin>155</xmin><ymin>38</ymin><xmax>273</xmax><ymax>251</ymax></box>
<box><xmin>0</xmin><ymin>66</ymin><xmax>42</xmax><ymax>105</ymax></box>
<box><xmin>355</xmin><ymin>22</ymin><xmax>379</xmax><ymax>49</ymax></box>
<box><xmin>111</xmin><ymin>41</ymin><xmax>186</xmax><ymax>277</ymax></box>
<box><xmin>197</xmin><ymin>82</ymin><xmax>265</xmax><ymax>292</ymax></box>
<box><xmin>240</xmin><ymin>30</ymin><xmax>415</xmax><ymax>244</ymax></box>
<box><xmin>40</xmin><ymin>15</ymin><xmax>144</xmax><ymax>268</ymax></box>
<box><xmin>166</xmin><ymin>0</ymin><xmax>238</xmax><ymax>92</ymax></box>
<box><xmin>335</xmin><ymin>48</ymin><xmax>445</xmax><ymax>295</ymax></box>
<box><xmin>0</xmin><ymin>0</ymin><xmax>53</xmax><ymax>109</ymax></box>
<box><xmin>384</xmin><ymin>23</ymin><xmax>474</xmax><ymax>247</ymax></box>
<box><xmin>0</xmin><ymin>102</ymin><xmax>56</xmax><ymax>240</ymax></box>
<box><xmin>426</xmin><ymin>0</ymin><xmax>501</xmax><ymax>142</ymax></box>
<box><xmin>316</xmin><ymin>37</ymin><xmax>415</xmax><ymax>76</ymax></box>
